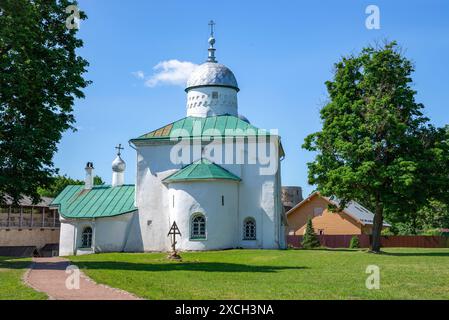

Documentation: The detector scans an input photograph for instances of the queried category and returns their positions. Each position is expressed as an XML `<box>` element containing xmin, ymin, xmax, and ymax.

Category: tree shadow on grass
<box><xmin>69</xmin><ymin>261</ymin><xmax>307</xmax><ymax>273</ymax></box>
<box><xmin>381</xmin><ymin>251</ymin><xmax>449</xmax><ymax>257</ymax></box>
<box><xmin>0</xmin><ymin>257</ymin><xmax>32</xmax><ymax>270</ymax></box>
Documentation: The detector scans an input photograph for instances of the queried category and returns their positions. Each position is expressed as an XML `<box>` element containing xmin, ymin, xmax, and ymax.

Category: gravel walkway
<box><xmin>25</xmin><ymin>257</ymin><xmax>141</xmax><ymax>300</ymax></box>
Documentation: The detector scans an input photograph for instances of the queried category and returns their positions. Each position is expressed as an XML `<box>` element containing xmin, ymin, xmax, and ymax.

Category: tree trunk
<box><xmin>371</xmin><ymin>199</ymin><xmax>384</xmax><ymax>253</ymax></box>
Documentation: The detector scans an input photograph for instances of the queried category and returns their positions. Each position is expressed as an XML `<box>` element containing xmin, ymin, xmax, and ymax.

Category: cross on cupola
<box><xmin>208</xmin><ymin>20</ymin><xmax>215</xmax><ymax>37</ymax></box>
<box><xmin>207</xmin><ymin>20</ymin><xmax>217</xmax><ymax>63</ymax></box>
<box><xmin>115</xmin><ymin>143</ymin><xmax>124</xmax><ymax>156</ymax></box>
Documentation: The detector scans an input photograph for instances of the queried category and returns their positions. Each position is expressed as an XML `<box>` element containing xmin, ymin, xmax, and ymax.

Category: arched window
<box><xmin>243</xmin><ymin>218</ymin><xmax>256</xmax><ymax>240</ymax></box>
<box><xmin>81</xmin><ymin>226</ymin><xmax>93</xmax><ymax>248</ymax></box>
<box><xmin>191</xmin><ymin>214</ymin><xmax>206</xmax><ymax>240</ymax></box>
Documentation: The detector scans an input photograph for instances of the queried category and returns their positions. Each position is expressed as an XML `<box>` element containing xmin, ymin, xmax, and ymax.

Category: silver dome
<box><xmin>186</xmin><ymin>62</ymin><xmax>239</xmax><ymax>92</ymax></box>
<box><xmin>112</xmin><ymin>155</ymin><xmax>126</xmax><ymax>173</ymax></box>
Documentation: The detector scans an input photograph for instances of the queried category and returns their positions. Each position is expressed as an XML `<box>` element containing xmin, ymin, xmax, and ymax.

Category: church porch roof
<box><xmin>163</xmin><ymin>158</ymin><xmax>241</xmax><ymax>183</ymax></box>
<box><xmin>50</xmin><ymin>185</ymin><xmax>136</xmax><ymax>219</ymax></box>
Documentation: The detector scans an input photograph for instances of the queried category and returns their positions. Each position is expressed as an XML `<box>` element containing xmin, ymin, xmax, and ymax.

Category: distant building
<box><xmin>281</xmin><ymin>186</ymin><xmax>303</xmax><ymax>212</ymax></box>
<box><xmin>286</xmin><ymin>192</ymin><xmax>389</xmax><ymax>236</ymax></box>
<box><xmin>0</xmin><ymin>196</ymin><xmax>60</xmax><ymax>256</ymax></box>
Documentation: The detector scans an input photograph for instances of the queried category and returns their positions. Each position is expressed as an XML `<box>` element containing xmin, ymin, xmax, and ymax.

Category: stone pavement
<box><xmin>25</xmin><ymin>257</ymin><xmax>141</xmax><ymax>300</ymax></box>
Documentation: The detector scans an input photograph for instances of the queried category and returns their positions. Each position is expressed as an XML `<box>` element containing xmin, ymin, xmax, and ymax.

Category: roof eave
<box><xmin>60</xmin><ymin>208</ymin><xmax>138</xmax><ymax>220</ymax></box>
<box><xmin>185</xmin><ymin>84</ymin><xmax>240</xmax><ymax>92</ymax></box>
<box><xmin>164</xmin><ymin>177</ymin><xmax>241</xmax><ymax>184</ymax></box>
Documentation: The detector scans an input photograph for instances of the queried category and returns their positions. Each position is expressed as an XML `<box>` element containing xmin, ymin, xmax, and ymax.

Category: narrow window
<box><xmin>243</xmin><ymin>218</ymin><xmax>256</xmax><ymax>240</ymax></box>
<box><xmin>221</xmin><ymin>195</ymin><xmax>224</xmax><ymax>206</ymax></box>
<box><xmin>191</xmin><ymin>214</ymin><xmax>206</xmax><ymax>240</ymax></box>
<box><xmin>212</xmin><ymin>91</ymin><xmax>219</xmax><ymax>99</ymax></box>
<box><xmin>81</xmin><ymin>226</ymin><xmax>92</xmax><ymax>248</ymax></box>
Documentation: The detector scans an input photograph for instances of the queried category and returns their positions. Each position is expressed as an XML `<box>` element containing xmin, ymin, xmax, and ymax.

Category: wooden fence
<box><xmin>287</xmin><ymin>235</ymin><xmax>449</xmax><ymax>249</ymax></box>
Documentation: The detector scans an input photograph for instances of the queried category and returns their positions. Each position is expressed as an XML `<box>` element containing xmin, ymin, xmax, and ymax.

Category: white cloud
<box><xmin>132</xmin><ymin>70</ymin><xmax>145</xmax><ymax>79</ymax></box>
<box><xmin>144</xmin><ymin>60</ymin><xmax>198</xmax><ymax>88</ymax></box>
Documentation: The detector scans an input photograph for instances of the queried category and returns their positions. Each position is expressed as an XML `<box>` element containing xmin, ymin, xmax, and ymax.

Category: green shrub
<box><xmin>302</xmin><ymin>218</ymin><xmax>320</xmax><ymax>249</ymax></box>
<box><xmin>349</xmin><ymin>236</ymin><xmax>360</xmax><ymax>249</ymax></box>
<box><xmin>421</xmin><ymin>228</ymin><xmax>443</xmax><ymax>236</ymax></box>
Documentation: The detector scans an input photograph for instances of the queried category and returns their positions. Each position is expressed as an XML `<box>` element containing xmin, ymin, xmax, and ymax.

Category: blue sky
<box><xmin>55</xmin><ymin>0</ymin><xmax>449</xmax><ymax>197</ymax></box>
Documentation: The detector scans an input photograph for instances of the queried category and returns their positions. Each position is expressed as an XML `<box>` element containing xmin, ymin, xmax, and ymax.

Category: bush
<box><xmin>420</xmin><ymin>228</ymin><xmax>445</xmax><ymax>236</ymax></box>
<box><xmin>349</xmin><ymin>236</ymin><xmax>360</xmax><ymax>249</ymax></box>
<box><xmin>381</xmin><ymin>228</ymin><xmax>394</xmax><ymax>236</ymax></box>
<box><xmin>302</xmin><ymin>218</ymin><xmax>320</xmax><ymax>249</ymax></box>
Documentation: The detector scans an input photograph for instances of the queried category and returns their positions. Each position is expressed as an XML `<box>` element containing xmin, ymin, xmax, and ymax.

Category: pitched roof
<box><xmin>163</xmin><ymin>158</ymin><xmax>241</xmax><ymax>183</ymax></box>
<box><xmin>130</xmin><ymin>115</ymin><xmax>285</xmax><ymax>158</ymax></box>
<box><xmin>4</xmin><ymin>195</ymin><xmax>54</xmax><ymax>207</ymax></box>
<box><xmin>50</xmin><ymin>185</ymin><xmax>137</xmax><ymax>219</ymax></box>
<box><xmin>132</xmin><ymin>115</ymin><xmax>270</xmax><ymax>140</ymax></box>
<box><xmin>286</xmin><ymin>192</ymin><xmax>390</xmax><ymax>226</ymax></box>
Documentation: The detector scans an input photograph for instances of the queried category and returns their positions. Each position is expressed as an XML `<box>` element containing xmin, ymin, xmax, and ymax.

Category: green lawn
<box><xmin>69</xmin><ymin>248</ymin><xmax>449</xmax><ymax>300</ymax></box>
<box><xmin>0</xmin><ymin>257</ymin><xmax>47</xmax><ymax>300</ymax></box>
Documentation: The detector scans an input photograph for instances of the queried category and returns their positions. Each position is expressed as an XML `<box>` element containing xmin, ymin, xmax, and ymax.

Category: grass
<box><xmin>69</xmin><ymin>248</ymin><xmax>449</xmax><ymax>300</ymax></box>
<box><xmin>0</xmin><ymin>257</ymin><xmax>47</xmax><ymax>300</ymax></box>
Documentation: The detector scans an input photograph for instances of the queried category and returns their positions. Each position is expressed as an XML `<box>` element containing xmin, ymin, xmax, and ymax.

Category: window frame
<box><xmin>81</xmin><ymin>226</ymin><xmax>93</xmax><ymax>248</ymax></box>
<box><xmin>190</xmin><ymin>213</ymin><xmax>207</xmax><ymax>240</ymax></box>
<box><xmin>243</xmin><ymin>217</ymin><xmax>257</xmax><ymax>240</ymax></box>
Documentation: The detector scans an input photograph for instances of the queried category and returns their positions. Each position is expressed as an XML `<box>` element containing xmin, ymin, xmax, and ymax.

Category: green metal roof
<box><xmin>130</xmin><ymin>115</ymin><xmax>286</xmax><ymax>158</ymax></box>
<box><xmin>50</xmin><ymin>185</ymin><xmax>137</xmax><ymax>219</ymax></box>
<box><xmin>163</xmin><ymin>158</ymin><xmax>241</xmax><ymax>183</ymax></box>
<box><xmin>132</xmin><ymin>115</ymin><xmax>271</xmax><ymax>140</ymax></box>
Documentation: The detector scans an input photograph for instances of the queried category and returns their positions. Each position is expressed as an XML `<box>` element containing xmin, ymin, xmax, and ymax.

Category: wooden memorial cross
<box><xmin>167</xmin><ymin>221</ymin><xmax>182</xmax><ymax>260</ymax></box>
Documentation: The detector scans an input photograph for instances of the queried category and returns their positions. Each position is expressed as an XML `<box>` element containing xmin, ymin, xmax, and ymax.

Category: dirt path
<box><xmin>25</xmin><ymin>257</ymin><xmax>141</xmax><ymax>300</ymax></box>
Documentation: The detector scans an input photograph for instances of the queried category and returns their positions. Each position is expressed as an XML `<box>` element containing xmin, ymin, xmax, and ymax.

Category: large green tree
<box><xmin>0</xmin><ymin>0</ymin><xmax>89</xmax><ymax>204</ymax></box>
<box><xmin>303</xmin><ymin>42</ymin><xmax>449</xmax><ymax>252</ymax></box>
<box><xmin>38</xmin><ymin>175</ymin><xmax>105</xmax><ymax>198</ymax></box>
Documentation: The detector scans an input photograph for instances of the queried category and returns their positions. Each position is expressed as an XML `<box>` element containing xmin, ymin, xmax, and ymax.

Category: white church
<box><xmin>53</xmin><ymin>23</ymin><xmax>287</xmax><ymax>255</ymax></box>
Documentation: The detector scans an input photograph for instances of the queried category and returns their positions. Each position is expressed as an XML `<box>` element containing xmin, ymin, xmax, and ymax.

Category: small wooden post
<box><xmin>19</xmin><ymin>206</ymin><xmax>23</xmax><ymax>228</ymax></box>
<box><xmin>7</xmin><ymin>206</ymin><xmax>11</xmax><ymax>228</ymax></box>
<box><xmin>30</xmin><ymin>206</ymin><xmax>34</xmax><ymax>228</ymax></box>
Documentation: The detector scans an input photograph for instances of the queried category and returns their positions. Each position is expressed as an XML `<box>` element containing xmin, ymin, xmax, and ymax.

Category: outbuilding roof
<box><xmin>163</xmin><ymin>158</ymin><xmax>241</xmax><ymax>183</ymax></box>
<box><xmin>286</xmin><ymin>192</ymin><xmax>390</xmax><ymax>226</ymax></box>
<box><xmin>50</xmin><ymin>185</ymin><xmax>137</xmax><ymax>219</ymax></box>
<box><xmin>4</xmin><ymin>195</ymin><xmax>54</xmax><ymax>207</ymax></box>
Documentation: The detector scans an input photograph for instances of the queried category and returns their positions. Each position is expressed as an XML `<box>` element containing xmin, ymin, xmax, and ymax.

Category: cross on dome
<box><xmin>207</xmin><ymin>20</ymin><xmax>217</xmax><ymax>63</ymax></box>
<box><xmin>208</xmin><ymin>20</ymin><xmax>215</xmax><ymax>37</ymax></box>
<box><xmin>115</xmin><ymin>143</ymin><xmax>124</xmax><ymax>156</ymax></box>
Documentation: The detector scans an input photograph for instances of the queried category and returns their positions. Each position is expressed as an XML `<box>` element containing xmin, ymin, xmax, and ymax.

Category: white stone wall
<box><xmin>94</xmin><ymin>213</ymin><xmax>134</xmax><ymax>252</ymax></box>
<box><xmin>132</xmin><ymin>137</ymin><xmax>285</xmax><ymax>251</ymax></box>
<box><xmin>59</xmin><ymin>217</ymin><xmax>75</xmax><ymax>256</ymax></box>
<box><xmin>168</xmin><ymin>181</ymin><xmax>239</xmax><ymax>250</ymax></box>
<box><xmin>59</xmin><ymin>212</ymin><xmax>135</xmax><ymax>256</ymax></box>
<box><xmin>186</xmin><ymin>87</ymin><xmax>238</xmax><ymax>117</ymax></box>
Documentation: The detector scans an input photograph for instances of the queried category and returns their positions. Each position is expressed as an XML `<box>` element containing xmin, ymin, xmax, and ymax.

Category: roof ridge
<box><xmin>163</xmin><ymin>158</ymin><xmax>241</xmax><ymax>183</ymax></box>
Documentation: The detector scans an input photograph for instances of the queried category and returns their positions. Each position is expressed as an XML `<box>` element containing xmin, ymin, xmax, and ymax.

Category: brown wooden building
<box><xmin>286</xmin><ymin>192</ymin><xmax>389</xmax><ymax>236</ymax></box>
<box><xmin>0</xmin><ymin>196</ymin><xmax>60</xmax><ymax>255</ymax></box>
